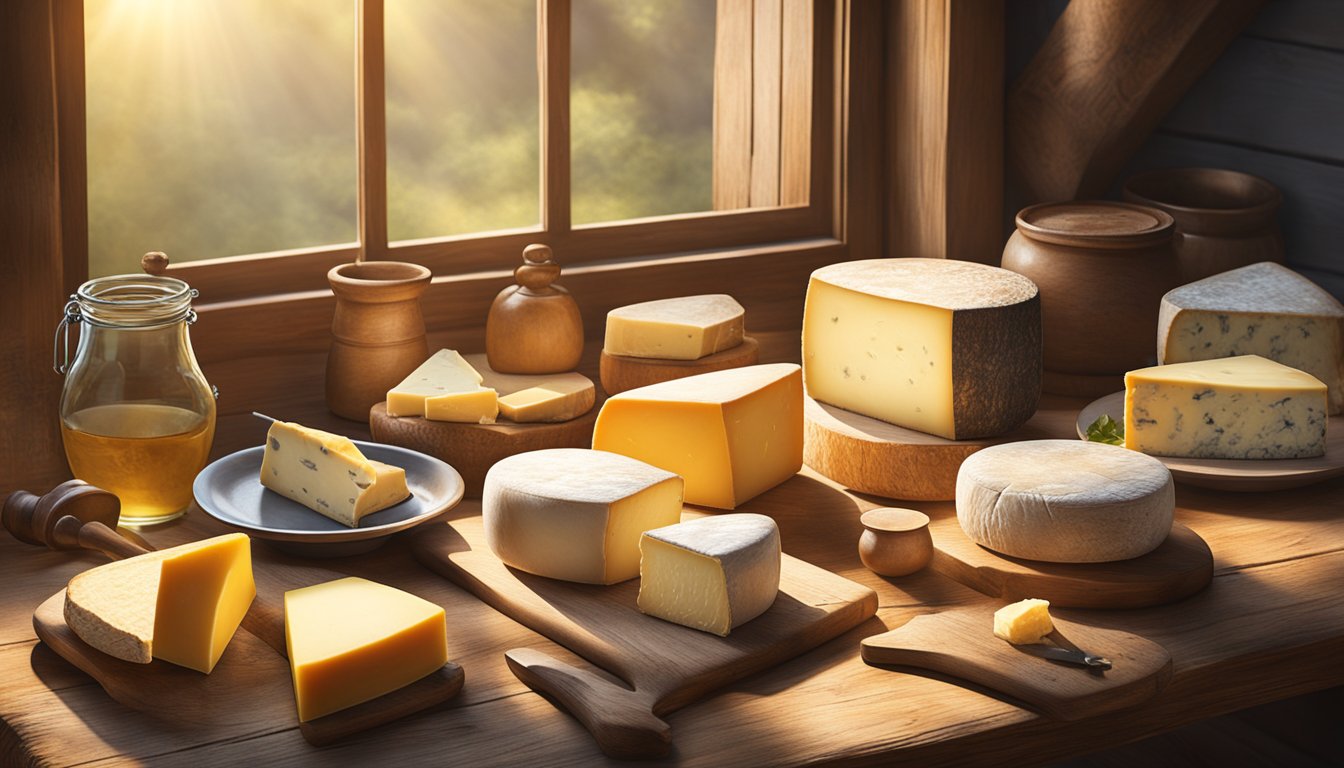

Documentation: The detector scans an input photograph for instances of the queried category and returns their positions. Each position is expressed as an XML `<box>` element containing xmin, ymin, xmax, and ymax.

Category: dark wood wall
<box><xmin>1009</xmin><ymin>0</ymin><xmax>1344</xmax><ymax>299</ymax></box>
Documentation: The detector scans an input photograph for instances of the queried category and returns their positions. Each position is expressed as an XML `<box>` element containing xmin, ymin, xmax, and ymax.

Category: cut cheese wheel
<box><xmin>604</xmin><ymin>294</ymin><xmax>745</xmax><ymax>360</ymax></box>
<box><xmin>482</xmin><ymin>448</ymin><xmax>684</xmax><ymax>584</ymax></box>
<box><xmin>638</xmin><ymin>513</ymin><xmax>781</xmax><ymax>636</ymax></box>
<box><xmin>993</xmin><ymin>599</ymin><xmax>1052</xmax><ymax>644</ymax></box>
<box><xmin>386</xmin><ymin>349</ymin><xmax>498</xmax><ymax>423</ymax></box>
<box><xmin>956</xmin><ymin>440</ymin><xmax>1173</xmax><ymax>563</ymax></box>
<box><xmin>260</xmin><ymin>421</ymin><xmax>410</xmax><ymax>527</ymax></box>
<box><xmin>1158</xmin><ymin>262</ymin><xmax>1344</xmax><ymax>414</ymax></box>
<box><xmin>1125</xmin><ymin>355</ymin><xmax>1327</xmax><ymax>459</ymax></box>
<box><xmin>63</xmin><ymin>533</ymin><xmax>255</xmax><ymax>673</ymax></box>
<box><xmin>803</xmin><ymin>258</ymin><xmax>1041</xmax><ymax>440</ymax></box>
<box><xmin>592</xmin><ymin>363</ymin><xmax>804</xmax><ymax>509</ymax></box>
<box><xmin>463</xmin><ymin>352</ymin><xmax>595</xmax><ymax>423</ymax></box>
<box><xmin>284</xmin><ymin>577</ymin><xmax>447</xmax><ymax>722</ymax></box>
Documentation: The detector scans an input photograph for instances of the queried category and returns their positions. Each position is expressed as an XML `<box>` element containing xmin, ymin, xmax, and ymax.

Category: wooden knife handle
<box><xmin>505</xmin><ymin>647</ymin><xmax>670</xmax><ymax>760</ymax></box>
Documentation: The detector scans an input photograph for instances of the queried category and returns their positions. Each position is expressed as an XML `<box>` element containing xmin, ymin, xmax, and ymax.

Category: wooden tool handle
<box><xmin>60</xmin><ymin>517</ymin><xmax>150</xmax><ymax>560</ymax></box>
<box><xmin>505</xmin><ymin>648</ymin><xmax>670</xmax><ymax>760</ymax></box>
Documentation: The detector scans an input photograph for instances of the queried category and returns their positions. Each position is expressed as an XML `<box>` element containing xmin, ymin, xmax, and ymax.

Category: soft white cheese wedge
<box><xmin>604</xmin><ymin>294</ymin><xmax>746</xmax><ymax>361</ymax></box>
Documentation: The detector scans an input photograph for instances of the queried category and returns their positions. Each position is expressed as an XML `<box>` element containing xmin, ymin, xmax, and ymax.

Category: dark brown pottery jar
<box><xmin>1002</xmin><ymin>201</ymin><xmax>1179</xmax><ymax>396</ymax></box>
<box><xmin>1123</xmin><ymin>167</ymin><xmax>1284</xmax><ymax>283</ymax></box>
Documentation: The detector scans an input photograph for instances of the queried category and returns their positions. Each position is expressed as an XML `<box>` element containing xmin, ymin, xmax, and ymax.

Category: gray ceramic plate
<box><xmin>193</xmin><ymin>441</ymin><xmax>464</xmax><ymax>557</ymax></box>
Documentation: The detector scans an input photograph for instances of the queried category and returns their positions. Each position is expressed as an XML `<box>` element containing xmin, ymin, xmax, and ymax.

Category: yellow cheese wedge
<box><xmin>386</xmin><ymin>349</ymin><xmax>499</xmax><ymax>423</ymax></box>
<box><xmin>592</xmin><ymin>364</ymin><xmax>803</xmax><ymax>509</ymax></box>
<box><xmin>604</xmin><ymin>294</ymin><xmax>745</xmax><ymax>360</ymax></box>
<box><xmin>284</xmin><ymin>577</ymin><xmax>448</xmax><ymax>722</ymax></box>
<box><xmin>993</xmin><ymin>598</ymin><xmax>1052</xmax><ymax>644</ymax></box>
<box><xmin>261</xmin><ymin>421</ymin><xmax>410</xmax><ymax>527</ymax></box>
<box><xmin>63</xmin><ymin>533</ymin><xmax>255</xmax><ymax>673</ymax></box>
<box><xmin>464</xmin><ymin>353</ymin><xmax>595</xmax><ymax>423</ymax></box>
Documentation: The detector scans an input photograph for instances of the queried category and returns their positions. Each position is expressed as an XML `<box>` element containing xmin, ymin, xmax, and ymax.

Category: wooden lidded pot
<box><xmin>1002</xmin><ymin>201</ymin><xmax>1179</xmax><ymax>395</ymax></box>
<box><xmin>858</xmin><ymin>508</ymin><xmax>933</xmax><ymax>578</ymax></box>
<box><xmin>486</xmin><ymin>244</ymin><xmax>584</xmax><ymax>374</ymax></box>
<box><xmin>326</xmin><ymin>260</ymin><xmax>432</xmax><ymax>421</ymax></box>
<box><xmin>1123</xmin><ymin>167</ymin><xmax>1284</xmax><ymax>283</ymax></box>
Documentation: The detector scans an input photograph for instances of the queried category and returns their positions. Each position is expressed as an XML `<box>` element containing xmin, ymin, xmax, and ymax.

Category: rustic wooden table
<box><xmin>2</xmin><ymin>391</ymin><xmax>1341</xmax><ymax>767</ymax></box>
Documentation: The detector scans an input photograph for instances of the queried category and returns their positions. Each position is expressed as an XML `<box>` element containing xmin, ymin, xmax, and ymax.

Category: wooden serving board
<box><xmin>599</xmin><ymin>336</ymin><xmax>760</xmax><ymax>396</ymax></box>
<box><xmin>861</xmin><ymin>605</ymin><xmax>1172</xmax><ymax>720</ymax></box>
<box><xmin>370</xmin><ymin>401</ymin><xmax>600</xmax><ymax>497</ymax></box>
<box><xmin>929</xmin><ymin>515</ymin><xmax>1214</xmax><ymax>609</ymax></box>
<box><xmin>803</xmin><ymin>396</ymin><xmax>1055</xmax><ymax>501</ymax></box>
<box><xmin>413</xmin><ymin>515</ymin><xmax>879</xmax><ymax>759</ymax></box>
<box><xmin>33</xmin><ymin>589</ymin><xmax>464</xmax><ymax>746</ymax></box>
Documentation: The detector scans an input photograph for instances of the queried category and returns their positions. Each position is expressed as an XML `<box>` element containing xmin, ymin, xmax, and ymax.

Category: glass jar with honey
<box><xmin>54</xmin><ymin>275</ymin><xmax>216</xmax><ymax>526</ymax></box>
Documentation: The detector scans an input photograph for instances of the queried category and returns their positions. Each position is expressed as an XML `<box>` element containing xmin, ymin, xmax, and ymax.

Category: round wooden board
<box><xmin>927</xmin><ymin>514</ymin><xmax>1213</xmax><ymax>609</ymax></box>
<box><xmin>802</xmin><ymin>396</ymin><xmax>1055</xmax><ymax>501</ymax></box>
<box><xmin>369</xmin><ymin>402</ymin><xmax>599</xmax><ymax>498</ymax></box>
<box><xmin>1077</xmin><ymin>392</ymin><xmax>1344</xmax><ymax>492</ymax></box>
<box><xmin>599</xmin><ymin>336</ymin><xmax>760</xmax><ymax>396</ymax></box>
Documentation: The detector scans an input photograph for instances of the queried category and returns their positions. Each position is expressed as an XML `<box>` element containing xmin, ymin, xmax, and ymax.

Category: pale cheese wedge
<box><xmin>604</xmin><ymin>294</ymin><xmax>746</xmax><ymax>360</ymax></box>
<box><xmin>464</xmin><ymin>353</ymin><xmax>595</xmax><ymax>423</ymax></box>
<box><xmin>260</xmin><ymin>421</ymin><xmax>410</xmax><ymax>527</ymax></box>
<box><xmin>386</xmin><ymin>349</ymin><xmax>498</xmax><ymax>423</ymax></box>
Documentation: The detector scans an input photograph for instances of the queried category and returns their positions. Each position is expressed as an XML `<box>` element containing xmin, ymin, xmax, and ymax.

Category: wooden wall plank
<box><xmin>1163</xmin><ymin>37</ymin><xmax>1344</xmax><ymax>164</ymax></box>
<box><xmin>750</xmin><ymin>0</ymin><xmax>783</xmax><ymax>207</ymax></box>
<box><xmin>1245</xmin><ymin>0</ymin><xmax>1344</xmax><ymax>51</ymax></box>
<box><xmin>838</xmin><ymin>0</ymin><xmax>884</xmax><ymax>259</ymax></box>
<box><xmin>540</xmin><ymin>0</ymin><xmax>571</xmax><ymax>234</ymax></box>
<box><xmin>713</xmin><ymin>0</ymin><xmax>755</xmax><ymax>210</ymax></box>
<box><xmin>357</xmin><ymin>0</ymin><xmax>388</xmax><ymax>260</ymax></box>
<box><xmin>780</xmin><ymin>0</ymin><xmax>813</xmax><ymax>206</ymax></box>
<box><xmin>945</xmin><ymin>0</ymin><xmax>1004</xmax><ymax>264</ymax></box>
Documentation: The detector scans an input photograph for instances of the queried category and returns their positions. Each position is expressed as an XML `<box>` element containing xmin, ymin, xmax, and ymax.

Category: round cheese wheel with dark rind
<box><xmin>955</xmin><ymin>440</ymin><xmax>1173</xmax><ymax>563</ymax></box>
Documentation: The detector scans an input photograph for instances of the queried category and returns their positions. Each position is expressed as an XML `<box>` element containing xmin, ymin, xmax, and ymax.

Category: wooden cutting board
<box><xmin>413</xmin><ymin>515</ymin><xmax>879</xmax><ymax>759</ymax></box>
<box><xmin>861</xmin><ymin>605</ymin><xmax>1172</xmax><ymax>720</ymax></box>
<box><xmin>929</xmin><ymin>515</ymin><xmax>1214</xmax><ymax>609</ymax></box>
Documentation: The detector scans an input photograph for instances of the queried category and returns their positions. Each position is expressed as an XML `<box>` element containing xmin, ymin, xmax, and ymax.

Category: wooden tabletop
<box><xmin>2</xmin><ymin>392</ymin><xmax>1342</xmax><ymax>767</ymax></box>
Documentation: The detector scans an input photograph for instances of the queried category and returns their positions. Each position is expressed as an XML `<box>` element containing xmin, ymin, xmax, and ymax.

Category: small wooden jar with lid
<box><xmin>858</xmin><ymin>507</ymin><xmax>933</xmax><ymax>578</ymax></box>
<box><xmin>486</xmin><ymin>244</ymin><xmax>584</xmax><ymax>374</ymax></box>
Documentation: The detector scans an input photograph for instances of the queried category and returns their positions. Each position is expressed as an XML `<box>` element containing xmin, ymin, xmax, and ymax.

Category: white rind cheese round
<box><xmin>955</xmin><ymin>440</ymin><xmax>1174</xmax><ymax>563</ymax></box>
<box><xmin>482</xmin><ymin>448</ymin><xmax>684</xmax><ymax>585</ymax></box>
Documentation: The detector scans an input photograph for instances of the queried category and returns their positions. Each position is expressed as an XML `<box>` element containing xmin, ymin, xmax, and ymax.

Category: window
<box><xmin>78</xmin><ymin>0</ymin><xmax>835</xmax><ymax>303</ymax></box>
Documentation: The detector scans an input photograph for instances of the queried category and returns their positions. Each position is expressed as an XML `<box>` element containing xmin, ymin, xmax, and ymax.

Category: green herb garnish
<box><xmin>1085</xmin><ymin>414</ymin><xmax>1125</xmax><ymax>446</ymax></box>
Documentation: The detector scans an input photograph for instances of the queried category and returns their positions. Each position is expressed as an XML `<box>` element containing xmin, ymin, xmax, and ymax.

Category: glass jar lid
<box><xmin>74</xmin><ymin>274</ymin><xmax>197</xmax><ymax>328</ymax></box>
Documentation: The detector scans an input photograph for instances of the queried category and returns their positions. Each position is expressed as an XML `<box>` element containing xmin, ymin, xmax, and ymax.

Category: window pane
<box><xmin>386</xmin><ymin>0</ymin><xmax>539</xmax><ymax>241</ymax></box>
<box><xmin>570</xmin><ymin>0</ymin><xmax>716</xmax><ymax>225</ymax></box>
<box><xmin>85</xmin><ymin>0</ymin><xmax>357</xmax><ymax>277</ymax></box>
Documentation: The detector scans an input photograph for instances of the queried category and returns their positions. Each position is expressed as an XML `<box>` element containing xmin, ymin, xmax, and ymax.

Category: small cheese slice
<box><xmin>604</xmin><ymin>294</ymin><xmax>746</xmax><ymax>360</ymax></box>
<box><xmin>386</xmin><ymin>349</ymin><xmax>499</xmax><ymax>423</ymax></box>
<box><xmin>1125</xmin><ymin>355</ymin><xmax>1327</xmax><ymax>459</ymax></box>
<box><xmin>260</xmin><ymin>421</ymin><xmax>410</xmax><ymax>527</ymax></box>
<box><xmin>482</xmin><ymin>448</ymin><xmax>684</xmax><ymax>584</ymax></box>
<box><xmin>1158</xmin><ymin>262</ymin><xmax>1344</xmax><ymax>414</ymax></box>
<box><xmin>637</xmin><ymin>514</ymin><xmax>781</xmax><ymax>636</ymax></box>
<box><xmin>463</xmin><ymin>353</ymin><xmax>595</xmax><ymax>423</ymax></box>
<box><xmin>957</xmin><ymin>440</ymin><xmax>1174</xmax><ymax>563</ymax></box>
<box><xmin>284</xmin><ymin>577</ymin><xmax>447</xmax><ymax>722</ymax></box>
<box><xmin>64</xmin><ymin>533</ymin><xmax>255</xmax><ymax>673</ymax></box>
<box><xmin>993</xmin><ymin>599</ymin><xmax>1053</xmax><ymax>644</ymax></box>
<box><xmin>802</xmin><ymin>258</ymin><xmax>1041</xmax><ymax>440</ymax></box>
<box><xmin>592</xmin><ymin>364</ymin><xmax>803</xmax><ymax>509</ymax></box>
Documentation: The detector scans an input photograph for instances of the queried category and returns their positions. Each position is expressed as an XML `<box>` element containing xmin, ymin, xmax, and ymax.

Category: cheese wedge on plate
<box><xmin>64</xmin><ymin>533</ymin><xmax>255</xmax><ymax>673</ymax></box>
<box><xmin>386</xmin><ymin>349</ymin><xmax>499</xmax><ymax>423</ymax></box>
<box><xmin>463</xmin><ymin>353</ymin><xmax>595</xmax><ymax>423</ymax></box>
<box><xmin>604</xmin><ymin>294</ymin><xmax>745</xmax><ymax>360</ymax></box>
<box><xmin>592</xmin><ymin>364</ymin><xmax>803</xmax><ymax>509</ymax></box>
<box><xmin>1125</xmin><ymin>355</ymin><xmax>1327</xmax><ymax>460</ymax></box>
<box><xmin>1158</xmin><ymin>262</ymin><xmax>1344</xmax><ymax>414</ymax></box>
<box><xmin>260</xmin><ymin>421</ymin><xmax>410</xmax><ymax>526</ymax></box>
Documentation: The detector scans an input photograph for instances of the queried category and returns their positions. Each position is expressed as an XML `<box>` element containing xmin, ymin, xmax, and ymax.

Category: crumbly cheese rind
<box><xmin>956</xmin><ymin>440</ymin><xmax>1174</xmax><ymax>563</ymax></box>
<box><xmin>1158</xmin><ymin>262</ymin><xmax>1344</xmax><ymax>414</ymax></box>
<box><xmin>1125</xmin><ymin>355</ymin><xmax>1327</xmax><ymax>459</ymax></box>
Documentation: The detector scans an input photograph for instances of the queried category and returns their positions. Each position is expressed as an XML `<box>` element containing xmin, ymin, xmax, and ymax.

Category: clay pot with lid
<box><xmin>1001</xmin><ymin>201</ymin><xmax>1180</xmax><ymax>396</ymax></box>
<box><xmin>1123</xmin><ymin>167</ymin><xmax>1284</xmax><ymax>283</ymax></box>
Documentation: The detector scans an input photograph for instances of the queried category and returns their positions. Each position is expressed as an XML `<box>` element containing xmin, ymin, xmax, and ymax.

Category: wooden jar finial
<box><xmin>141</xmin><ymin>251</ymin><xmax>170</xmax><ymax>276</ymax></box>
<box><xmin>485</xmin><ymin>243</ymin><xmax>584</xmax><ymax>374</ymax></box>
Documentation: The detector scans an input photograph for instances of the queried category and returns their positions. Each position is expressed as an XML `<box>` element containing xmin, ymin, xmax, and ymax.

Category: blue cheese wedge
<box><xmin>637</xmin><ymin>514</ymin><xmax>781</xmax><ymax>636</ymax></box>
<box><xmin>1125</xmin><ymin>355</ymin><xmax>1327</xmax><ymax>459</ymax></box>
<box><xmin>1158</xmin><ymin>262</ymin><xmax>1344</xmax><ymax>414</ymax></box>
<box><xmin>260</xmin><ymin>421</ymin><xmax>410</xmax><ymax>526</ymax></box>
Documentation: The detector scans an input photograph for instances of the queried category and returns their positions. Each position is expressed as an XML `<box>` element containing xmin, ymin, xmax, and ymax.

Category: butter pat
<box><xmin>993</xmin><ymin>599</ymin><xmax>1053</xmax><ymax>644</ymax></box>
<box><xmin>386</xmin><ymin>349</ymin><xmax>498</xmax><ymax>423</ymax></box>
<box><xmin>638</xmin><ymin>514</ymin><xmax>780</xmax><ymax>636</ymax></box>
<box><xmin>260</xmin><ymin>421</ymin><xmax>410</xmax><ymax>527</ymax></box>
<box><xmin>1158</xmin><ymin>262</ymin><xmax>1344</xmax><ymax>414</ymax></box>
<box><xmin>64</xmin><ymin>533</ymin><xmax>255</xmax><ymax>673</ymax></box>
<box><xmin>463</xmin><ymin>353</ymin><xmax>595</xmax><ymax>423</ymax></box>
<box><xmin>1125</xmin><ymin>355</ymin><xmax>1327</xmax><ymax>459</ymax></box>
<box><xmin>604</xmin><ymin>294</ymin><xmax>745</xmax><ymax>360</ymax></box>
<box><xmin>803</xmin><ymin>258</ymin><xmax>1041</xmax><ymax>440</ymax></box>
<box><xmin>285</xmin><ymin>577</ymin><xmax>448</xmax><ymax>722</ymax></box>
<box><xmin>592</xmin><ymin>364</ymin><xmax>804</xmax><ymax>509</ymax></box>
<box><xmin>483</xmin><ymin>449</ymin><xmax>684</xmax><ymax>584</ymax></box>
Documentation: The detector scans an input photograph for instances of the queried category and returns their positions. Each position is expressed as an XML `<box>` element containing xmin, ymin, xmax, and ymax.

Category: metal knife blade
<box><xmin>1017</xmin><ymin>643</ymin><xmax>1113</xmax><ymax>671</ymax></box>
